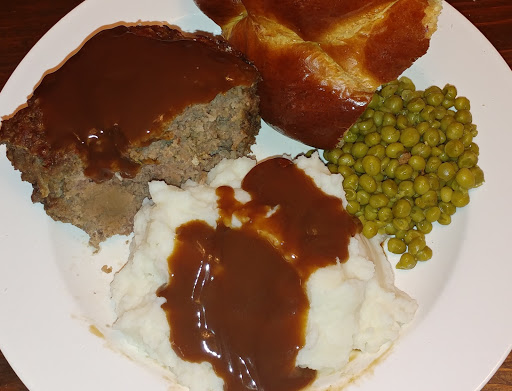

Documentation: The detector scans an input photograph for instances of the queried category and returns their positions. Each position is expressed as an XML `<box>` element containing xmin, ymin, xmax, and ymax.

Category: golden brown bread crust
<box><xmin>194</xmin><ymin>0</ymin><xmax>442</xmax><ymax>149</ymax></box>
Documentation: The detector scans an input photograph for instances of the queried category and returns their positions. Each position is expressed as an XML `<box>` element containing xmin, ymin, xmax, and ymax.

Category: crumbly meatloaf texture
<box><xmin>0</xmin><ymin>26</ymin><xmax>261</xmax><ymax>247</ymax></box>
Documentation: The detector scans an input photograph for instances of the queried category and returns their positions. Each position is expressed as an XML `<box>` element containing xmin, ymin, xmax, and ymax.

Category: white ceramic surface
<box><xmin>0</xmin><ymin>1</ymin><xmax>511</xmax><ymax>390</ymax></box>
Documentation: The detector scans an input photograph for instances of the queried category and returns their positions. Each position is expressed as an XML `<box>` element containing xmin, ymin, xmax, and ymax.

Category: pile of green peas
<box><xmin>323</xmin><ymin>76</ymin><xmax>484</xmax><ymax>269</ymax></box>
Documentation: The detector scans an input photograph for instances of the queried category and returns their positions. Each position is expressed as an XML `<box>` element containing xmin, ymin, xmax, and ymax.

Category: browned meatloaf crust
<box><xmin>0</xmin><ymin>25</ymin><xmax>261</xmax><ymax>246</ymax></box>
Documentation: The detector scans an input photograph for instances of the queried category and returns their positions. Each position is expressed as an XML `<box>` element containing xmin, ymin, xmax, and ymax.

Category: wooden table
<box><xmin>0</xmin><ymin>0</ymin><xmax>510</xmax><ymax>390</ymax></box>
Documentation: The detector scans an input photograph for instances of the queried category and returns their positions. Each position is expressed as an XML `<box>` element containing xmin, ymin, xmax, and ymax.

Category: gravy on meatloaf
<box><xmin>35</xmin><ymin>25</ymin><xmax>258</xmax><ymax>182</ymax></box>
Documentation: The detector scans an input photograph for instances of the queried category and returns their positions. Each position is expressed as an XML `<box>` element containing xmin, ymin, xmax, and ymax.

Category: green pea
<box><xmin>457</xmin><ymin>150</ymin><xmax>478</xmax><ymax>168</ymax></box>
<box><xmin>400</xmin><ymin>127</ymin><xmax>421</xmax><ymax>147</ymax></box>
<box><xmin>469</xmin><ymin>143</ymin><xmax>480</xmax><ymax>155</ymax></box>
<box><xmin>438</xmin><ymin>213</ymin><xmax>452</xmax><ymax>225</ymax></box>
<box><xmin>382</xmin><ymin>179</ymin><xmax>398</xmax><ymax>198</ymax></box>
<box><xmin>454</xmin><ymin>96</ymin><xmax>471</xmax><ymax>111</ymax></box>
<box><xmin>354</xmin><ymin>158</ymin><xmax>365</xmax><ymax>174</ymax></box>
<box><xmin>349</xmin><ymin>122</ymin><xmax>360</xmax><ymax>134</ymax></box>
<box><xmin>367</xmin><ymin>144</ymin><xmax>386</xmax><ymax>160</ymax></box>
<box><xmin>417</xmin><ymin>219</ymin><xmax>433</xmax><ymax>234</ymax></box>
<box><xmin>440</xmin><ymin>186</ymin><xmax>453</xmax><ymax>203</ymax></box>
<box><xmin>417</xmin><ymin>121</ymin><xmax>430</xmax><ymax>135</ymax></box>
<box><xmin>445</xmin><ymin>139</ymin><xmax>465</xmax><ymax>158</ymax></box>
<box><xmin>362</xmin><ymin>108</ymin><xmax>375</xmax><ymax>119</ymax></box>
<box><xmin>425</xmin><ymin>156</ymin><xmax>442</xmax><ymax>173</ymax></box>
<box><xmin>424</xmin><ymin>85</ymin><xmax>442</xmax><ymax>96</ymax></box>
<box><xmin>407</xmin><ymin>97</ymin><xmax>426</xmax><ymax>113</ymax></box>
<box><xmin>346</xmin><ymin>200</ymin><xmax>361</xmax><ymax>214</ymax></box>
<box><xmin>343</xmin><ymin>131</ymin><xmax>358</xmax><ymax>143</ymax></box>
<box><xmin>439</xmin><ymin>201</ymin><xmax>456</xmax><ymax>216</ymax></box>
<box><xmin>362</xmin><ymin>155</ymin><xmax>381</xmax><ymax>176</ymax></box>
<box><xmin>410</xmin><ymin>206</ymin><xmax>426</xmax><ymax>223</ymax></box>
<box><xmin>425</xmin><ymin>206</ymin><xmax>441</xmax><ymax>222</ymax></box>
<box><xmin>305</xmin><ymin>149</ymin><xmax>317</xmax><ymax>158</ymax></box>
<box><xmin>362</xmin><ymin>221</ymin><xmax>379</xmax><ymax>238</ymax></box>
<box><xmin>338</xmin><ymin>153</ymin><xmax>356</xmax><ymax>167</ymax></box>
<box><xmin>440</xmin><ymin>115</ymin><xmax>455</xmax><ymax>131</ymax></box>
<box><xmin>343</xmin><ymin>174</ymin><xmax>359</xmax><ymax>190</ymax></box>
<box><xmin>430</xmin><ymin>146</ymin><xmax>443</xmax><ymax>157</ymax></box>
<box><xmin>384</xmin><ymin>222</ymin><xmax>397</xmax><ymax>235</ymax></box>
<box><xmin>344</xmin><ymin>189</ymin><xmax>357</xmax><ymax>201</ymax></box>
<box><xmin>408</xmin><ymin>155</ymin><xmax>426</xmax><ymax>171</ymax></box>
<box><xmin>381</xmin><ymin>126</ymin><xmax>400</xmax><ymax>144</ymax></box>
<box><xmin>413</xmin><ymin>175</ymin><xmax>430</xmax><ymax>195</ymax></box>
<box><xmin>416</xmin><ymin>245</ymin><xmax>433</xmax><ymax>261</ymax></box>
<box><xmin>443</xmin><ymin>84</ymin><xmax>458</xmax><ymax>100</ymax></box>
<box><xmin>380</xmin><ymin>156</ymin><xmax>391</xmax><ymax>172</ymax></box>
<box><xmin>423</xmin><ymin>128</ymin><xmax>440</xmax><ymax>146</ymax></box>
<box><xmin>404</xmin><ymin>229</ymin><xmax>424</xmax><ymax>244</ymax></box>
<box><xmin>395</xmin><ymin>229</ymin><xmax>408</xmax><ymax>240</ymax></box>
<box><xmin>382</xmin><ymin>112</ymin><xmax>397</xmax><ymax>127</ymax></box>
<box><xmin>395</xmin><ymin>164</ymin><xmax>414</xmax><ymax>181</ymax></box>
<box><xmin>442</xmin><ymin>98</ymin><xmax>455</xmax><ymax>109</ymax></box>
<box><xmin>373</xmin><ymin>110</ymin><xmax>385</xmax><ymax>127</ymax></box>
<box><xmin>399</xmin><ymin>76</ymin><xmax>416</xmax><ymax>91</ymax></box>
<box><xmin>388</xmin><ymin>237</ymin><xmax>407</xmax><ymax>254</ymax></box>
<box><xmin>406</xmin><ymin>111</ymin><xmax>421</xmax><ymax>125</ymax></box>
<box><xmin>341</xmin><ymin>143</ymin><xmax>353</xmax><ymax>154</ymax></box>
<box><xmin>421</xmin><ymin>190</ymin><xmax>438</xmax><ymax>207</ymax></box>
<box><xmin>358</xmin><ymin>118</ymin><xmax>375</xmax><ymax>134</ymax></box>
<box><xmin>386</xmin><ymin>142</ymin><xmax>405</xmax><ymax>158</ymax></box>
<box><xmin>470</xmin><ymin>166</ymin><xmax>485</xmax><ymax>187</ymax></box>
<box><xmin>455</xmin><ymin>167</ymin><xmax>476</xmax><ymax>189</ymax></box>
<box><xmin>369</xmin><ymin>193</ymin><xmax>389</xmax><ymax>209</ymax></box>
<box><xmin>357</xmin><ymin>190</ymin><xmax>370</xmax><ymax>205</ymax></box>
<box><xmin>396</xmin><ymin>114</ymin><xmax>409</xmax><ymax>130</ymax></box>
<box><xmin>351</xmin><ymin>142</ymin><xmax>369</xmax><ymax>158</ymax></box>
<box><xmin>426</xmin><ymin>91</ymin><xmax>444</xmax><ymax>107</ymax></box>
<box><xmin>393</xmin><ymin>199</ymin><xmax>412</xmax><ymax>218</ymax></box>
<box><xmin>378</xmin><ymin>207</ymin><xmax>393</xmax><ymax>222</ymax></box>
<box><xmin>365</xmin><ymin>132</ymin><xmax>381</xmax><ymax>146</ymax></box>
<box><xmin>396</xmin><ymin>253</ymin><xmax>417</xmax><ymax>269</ymax></box>
<box><xmin>384</xmin><ymin>95</ymin><xmax>404</xmax><ymax>114</ymax></box>
<box><xmin>408</xmin><ymin>237</ymin><xmax>426</xmax><ymax>255</ymax></box>
<box><xmin>438</xmin><ymin>151</ymin><xmax>450</xmax><ymax>162</ymax></box>
<box><xmin>401</xmin><ymin>89</ymin><xmax>417</xmax><ymax>102</ymax></box>
<box><xmin>446</xmin><ymin>122</ymin><xmax>464</xmax><ymax>140</ymax></box>
<box><xmin>359</xmin><ymin>174</ymin><xmax>377</xmax><ymax>193</ymax></box>
<box><xmin>460</xmin><ymin>132</ymin><xmax>474</xmax><ymax>147</ymax></box>
<box><xmin>337</xmin><ymin>165</ymin><xmax>355</xmax><ymax>178</ymax></box>
<box><xmin>433</xmin><ymin>105</ymin><xmax>447</xmax><ymax>120</ymax></box>
<box><xmin>324</xmin><ymin>148</ymin><xmax>343</xmax><ymax>164</ymax></box>
<box><xmin>380</xmin><ymin>84</ymin><xmax>398</xmax><ymax>98</ymax></box>
<box><xmin>327</xmin><ymin>163</ymin><xmax>338</xmax><ymax>173</ymax></box>
<box><xmin>393</xmin><ymin>218</ymin><xmax>409</xmax><ymax>233</ymax></box>
<box><xmin>364</xmin><ymin>205</ymin><xmax>378</xmax><ymax>220</ymax></box>
<box><xmin>411</xmin><ymin>143</ymin><xmax>432</xmax><ymax>159</ymax></box>
<box><xmin>437</xmin><ymin>162</ymin><xmax>457</xmax><ymax>181</ymax></box>
<box><xmin>368</xmin><ymin>94</ymin><xmax>384</xmax><ymax>109</ymax></box>
<box><xmin>455</xmin><ymin>109</ymin><xmax>472</xmax><ymax>124</ymax></box>
<box><xmin>398</xmin><ymin>180</ymin><xmax>415</xmax><ymax>197</ymax></box>
<box><xmin>420</xmin><ymin>105</ymin><xmax>435</xmax><ymax>122</ymax></box>
<box><xmin>451</xmin><ymin>191</ymin><xmax>470</xmax><ymax>207</ymax></box>
<box><xmin>384</xmin><ymin>159</ymin><xmax>399</xmax><ymax>178</ymax></box>
<box><xmin>426</xmin><ymin>173</ymin><xmax>441</xmax><ymax>191</ymax></box>
<box><xmin>430</xmin><ymin>119</ymin><xmax>442</xmax><ymax>129</ymax></box>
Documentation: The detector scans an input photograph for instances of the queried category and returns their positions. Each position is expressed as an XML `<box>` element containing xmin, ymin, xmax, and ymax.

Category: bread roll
<box><xmin>194</xmin><ymin>0</ymin><xmax>442</xmax><ymax>149</ymax></box>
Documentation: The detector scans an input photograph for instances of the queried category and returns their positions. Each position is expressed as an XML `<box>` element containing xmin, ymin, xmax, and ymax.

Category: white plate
<box><xmin>0</xmin><ymin>1</ymin><xmax>511</xmax><ymax>390</ymax></box>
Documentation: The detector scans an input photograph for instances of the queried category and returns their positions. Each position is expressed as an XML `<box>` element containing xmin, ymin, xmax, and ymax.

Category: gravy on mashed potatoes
<box><xmin>111</xmin><ymin>154</ymin><xmax>417</xmax><ymax>391</ymax></box>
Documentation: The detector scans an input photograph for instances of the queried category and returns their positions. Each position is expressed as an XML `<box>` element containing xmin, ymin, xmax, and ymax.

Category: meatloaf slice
<box><xmin>0</xmin><ymin>25</ymin><xmax>260</xmax><ymax>246</ymax></box>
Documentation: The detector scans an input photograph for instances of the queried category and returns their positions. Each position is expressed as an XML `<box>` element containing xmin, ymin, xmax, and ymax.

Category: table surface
<box><xmin>0</xmin><ymin>0</ymin><xmax>511</xmax><ymax>390</ymax></box>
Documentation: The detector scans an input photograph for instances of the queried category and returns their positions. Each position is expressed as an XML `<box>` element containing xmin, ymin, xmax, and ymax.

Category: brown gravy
<box><xmin>158</xmin><ymin>157</ymin><xmax>360</xmax><ymax>391</ymax></box>
<box><xmin>34</xmin><ymin>26</ymin><xmax>257</xmax><ymax>181</ymax></box>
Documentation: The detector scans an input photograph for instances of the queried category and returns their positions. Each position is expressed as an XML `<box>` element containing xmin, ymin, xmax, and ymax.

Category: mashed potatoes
<box><xmin>111</xmin><ymin>154</ymin><xmax>417</xmax><ymax>391</ymax></box>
